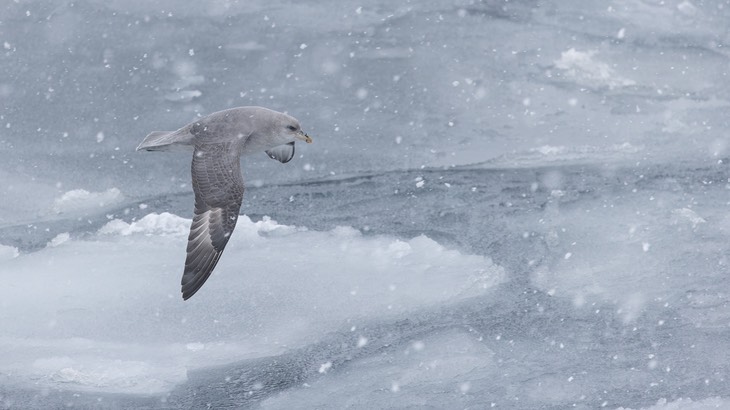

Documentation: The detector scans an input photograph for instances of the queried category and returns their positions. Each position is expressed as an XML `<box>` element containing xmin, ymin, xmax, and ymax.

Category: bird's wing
<box><xmin>181</xmin><ymin>142</ymin><xmax>244</xmax><ymax>300</ymax></box>
<box><xmin>136</xmin><ymin>130</ymin><xmax>194</xmax><ymax>152</ymax></box>
<box><xmin>265</xmin><ymin>141</ymin><xmax>296</xmax><ymax>163</ymax></box>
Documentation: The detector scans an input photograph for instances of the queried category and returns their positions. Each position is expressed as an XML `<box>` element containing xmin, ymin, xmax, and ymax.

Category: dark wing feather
<box><xmin>181</xmin><ymin>142</ymin><xmax>244</xmax><ymax>300</ymax></box>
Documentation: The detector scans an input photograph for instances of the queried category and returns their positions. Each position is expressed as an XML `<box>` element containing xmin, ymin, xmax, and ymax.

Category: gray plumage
<box><xmin>137</xmin><ymin>106</ymin><xmax>312</xmax><ymax>300</ymax></box>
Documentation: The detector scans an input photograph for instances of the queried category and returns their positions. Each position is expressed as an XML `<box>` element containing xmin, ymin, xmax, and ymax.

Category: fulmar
<box><xmin>136</xmin><ymin>106</ymin><xmax>312</xmax><ymax>300</ymax></box>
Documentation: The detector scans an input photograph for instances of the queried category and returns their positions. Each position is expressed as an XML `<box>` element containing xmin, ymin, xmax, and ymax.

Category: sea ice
<box><xmin>52</xmin><ymin>188</ymin><xmax>124</xmax><ymax>215</ymax></box>
<box><xmin>0</xmin><ymin>213</ymin><xmax>503</xmax><ymax>394</ymax></box>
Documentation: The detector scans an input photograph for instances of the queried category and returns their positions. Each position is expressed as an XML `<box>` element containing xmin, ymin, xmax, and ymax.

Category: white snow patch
<box><xmin>0</xmin><ymin>244</ymin><xmax>19</xmax><ymax>260</ymax></box>
<box><xmin>99</xmin><ymin>212</ymin><xmax>189</xmax><ymax>237</ymax></box>
<box><xmin>52</xmin><ymin>188</ymin><xmax>123</xmax><ymax>214</ymax></box>
<box><xmin>617</xmin><ymin>396</ymin><xmax>728</xmax><ymax>409</ymax></box>
<box><xmin>676</xmin><ymin>1</ymin><xmax>698</xmax><ymax>17</ymax></box>
<box><xmin>49</xmin><ymin>360</ymin><xmax>173</xmax><ymax>392</ymax></box>
<box><xmin>247</xmin><ymin>215</ymin><xmax>303</xmax><ymax>237</ymax></box>
<box><xmin>318</xmin><ymin>362</ymin><xmax>332</xmax><ymax>374</ymax></box>
<box><xmin>47</xmin><ymin>232</ymin><xmax>71</xmax><ymax>247</ymax></box>
<box><xmin>185</xmin><ymin>342</ymin><xmax>205</xmax><ymax>352</ymax></box>
<box><xmin>554</xmin><ymin>48</ymin><xmax>635</xmax><ymax>89</ymax></box>
<box><xmin>535</xmin><ymin>145</ymin><xmax>567</xmax><ymax>155</ymax></box>
<box><xmin>671</xmin><ymin>208</ymin><xmax>706</xmax><ymax>228</ymax></box>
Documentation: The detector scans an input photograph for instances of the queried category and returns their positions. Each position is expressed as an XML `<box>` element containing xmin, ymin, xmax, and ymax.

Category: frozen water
<box><xmin>0</xmin><ymin>214</ymin><xmax>501</xmax><ymax>396</ymax></box>
<box><xmin>0</xmin><ymin>244</ymin><xmax>19</xmax><ymax>261</ymax></box>
<box><xmin>52</xmin><ymin>188</ymin><xmax>124</xmax><ymax>215</ymax></box>
<box><xmin>618</xmin><ymin>396</ymin><xmax>729</xmax><ymax>410</ymax></box>
<box><xmin>2</xmin><ymin>0</ymin><xmax>730</xmax><ymax>408</ymax></box>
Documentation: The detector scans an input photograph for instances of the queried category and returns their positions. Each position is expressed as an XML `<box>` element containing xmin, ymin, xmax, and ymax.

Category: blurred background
<box><xmin>2</xmin><ymin>0</ymin><xmax>729</xmax><ymax>223</ymax></box>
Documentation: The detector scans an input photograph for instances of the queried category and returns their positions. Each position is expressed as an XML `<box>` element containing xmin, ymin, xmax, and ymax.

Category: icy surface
<box><xmin>0</xmin><ymin>214</ymin><xmax>501</xmax><ymax>395</ymax></box>
<box><xmin>618</xmin><ymin>397</ymin><xmax>728</xmax><ymax>410</ymax></box>
<box><xmin>0</xmin><ymin>244</ymin><xmax>19</xmax><ymax>261</ymax></box>
<box><xmin>52</xmin><ymin>188</ymin><xmax>124</xmax><ymax>215</ymax></box>
<box><xmin>2</xmin><ymin>0</ymin><xmax>730</xmax><ymax>408</ymax></box>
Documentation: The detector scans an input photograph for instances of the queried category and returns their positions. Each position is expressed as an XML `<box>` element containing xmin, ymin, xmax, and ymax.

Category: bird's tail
<box><xmin>136</xmin><ymin>130</ymin><xmax>194</xmax><ymax>152</ymax></box>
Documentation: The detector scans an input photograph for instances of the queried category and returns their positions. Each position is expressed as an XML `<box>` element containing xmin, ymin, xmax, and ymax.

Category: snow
<box><xmin>52</xmin><ymin>188</ymin><xmax>124</xmax><ymax>215</ymax></box>
<box><xmin>0</xmin><ymin>244</ymin><xmax>19</xmax><ymax>260</ymax></box>
<box><xmin>47</xmin><ymin>232</ymin><xmax>70</xmax><ymax>247</ymax></box>
<box><xmin>0</xmin><ymin>214</ymin><xmax>501</xmax><ymax>394</ymax></box>
<box><xmin>553</xmin><ymin>48</ymin><xmax>636</xmax><ymax>89</ymax></box>
<box><xmin>99</xmin><ymin>212</ymin><xmax>189</xmax><ymax>236</ymax></box>
<box><xmin>618</xmin><ymin>397</ymin><xmax>728</xmax><ymax>410</ymax></box>
<box><xmin>3</xmin><ymin>0</ymin><xmax>730</xmax><ymax>407</ymax></box>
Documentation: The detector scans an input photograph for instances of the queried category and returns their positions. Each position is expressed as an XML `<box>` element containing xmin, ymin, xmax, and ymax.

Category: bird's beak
<box><xmin>297</xmin><ymin>130</ymin><xmax>313</xmax><ymax>144</ymax></box>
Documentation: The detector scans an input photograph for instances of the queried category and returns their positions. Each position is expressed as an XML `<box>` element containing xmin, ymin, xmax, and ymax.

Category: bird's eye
<box><xmin>287</xmin><ymin>125</ymin><xmax>297</xmax><ymax>131</ymax></box>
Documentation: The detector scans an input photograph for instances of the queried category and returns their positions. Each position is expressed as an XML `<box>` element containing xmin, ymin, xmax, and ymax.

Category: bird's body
<box><xmin>137</xmin><ymin>106</ymin><xmax>312</xmax><ymax>300</ymax></box>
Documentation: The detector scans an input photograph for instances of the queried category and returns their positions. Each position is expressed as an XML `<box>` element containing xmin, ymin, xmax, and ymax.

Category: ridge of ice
<box><xmin>99</xmin><ymin>212</ymin><xmax>190</xmax><ymax>236</ymax></box>
<box><xmin>554</xmin><ymin>48</ymin><xmax>635</xmax><ymax>89</ymax></box>
<box><xmin>52</xmin><ymin>188</ymin><xmax>123</xmax><ymax>214</ymax></box>
<box><xmin>98</xmin><ymin>213</ymin><xmax>303</xmax><ymax>238</ymax></box>
<box><xmin>0</xmin><ymin>244</ymin><xmax>19</xmax><ymax>260</ymax></box>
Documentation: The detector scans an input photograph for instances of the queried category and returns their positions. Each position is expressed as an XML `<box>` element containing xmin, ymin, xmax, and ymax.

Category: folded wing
<box><xmin>265</xmin><ymin>141</ymin><xmax>296</xmax><ymax>163</ymax></box>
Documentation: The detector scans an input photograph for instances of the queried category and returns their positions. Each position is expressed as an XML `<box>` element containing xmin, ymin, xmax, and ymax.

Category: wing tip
<box><xmin>181</xmin><ymin>289</ymin><xmax>195</xmax><ymax>300</ymax></box>
<box><xmin>181</xmin><ymin>277</ymin><xmax>205</xmax><ymax>300</ymax></box>
<box><xmin>180</xmin><ymin>252</ymin><xmax>224</xmax><ymax>301</ymax></box>
<box><xmin>180</xmin><ymin>276</ymin><xmax>205</xmax><ymax>300</ymax></box>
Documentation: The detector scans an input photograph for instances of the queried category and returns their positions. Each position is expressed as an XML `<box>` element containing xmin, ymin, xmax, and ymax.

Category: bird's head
<box><xmin>237</xmin><ymin>107</ymin><xmax>313</xmax><ymax>153</ymax></box>
<box><xmin>279</xmin><ymin>116</ymin><xmax>312</xmax><ymax>145</ymax></box>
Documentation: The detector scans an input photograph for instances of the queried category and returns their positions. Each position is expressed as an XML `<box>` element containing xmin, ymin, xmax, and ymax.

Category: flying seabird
<box><xmin>137</xmin><ymin>106</ymin><xmax>312</xmax><ymax>300</ymax></box>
